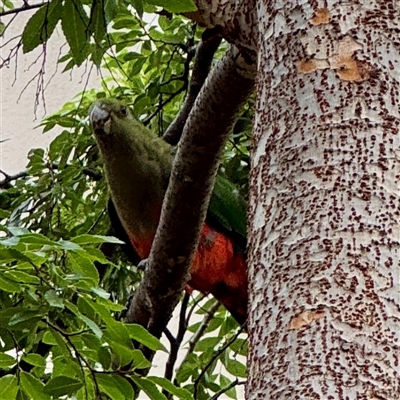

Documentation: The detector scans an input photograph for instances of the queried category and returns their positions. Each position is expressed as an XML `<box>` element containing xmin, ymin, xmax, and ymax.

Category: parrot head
<box><xmin>89</xmin><ymin>98</ymin><xmax>134</xmax><ymax>138</ymax></box>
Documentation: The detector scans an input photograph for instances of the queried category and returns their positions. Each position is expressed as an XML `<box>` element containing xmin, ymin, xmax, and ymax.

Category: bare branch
<box><xmin>0</xmin><ymin>169</ymin><xmax>29</xmax><ymax>188</ymax></box>
<box><xmin>0</xmin><ymin>2</ymin><xmax>44</xmax><ymax>17</ymax></box>
<box><xmin>209</xmin><ymin>379</ymin><xmax>246</xmax><ymax>400</ymax></box>
<box><xmin>0</xmin><ymin>166</ymin><xmax>102</xmax><ymax>189</ymax></box>
<box><xmin>163</xmin><ymin>27</ymin><xmax>223</xmax><ymax>145</ymax></box>
<box><xmin>163</xmin><ymin>292</ymin><xmax>190</xmax><ymax>384</ymax></box>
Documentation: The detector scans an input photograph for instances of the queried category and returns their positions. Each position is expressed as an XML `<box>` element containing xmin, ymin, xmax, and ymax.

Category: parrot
<box><xmin>89</xmin><ymin>98</ymin><xmax>248</xmax><ymax>324</ymax></box>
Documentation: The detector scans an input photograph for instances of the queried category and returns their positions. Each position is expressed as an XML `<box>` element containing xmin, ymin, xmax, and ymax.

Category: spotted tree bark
<box><xmin>247</xmin><ymin>1</ymin><xmax>400</xmax><ymax>399</ymax></box>
<box><xmin>163</xmin><ymin>0</ymin><xmax>400</xmax><ymax>397</ymax></box>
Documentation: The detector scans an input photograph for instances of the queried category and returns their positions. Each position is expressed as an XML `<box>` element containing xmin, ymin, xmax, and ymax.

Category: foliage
<box><xmin>0</xmin><ymin>1</ymin><xmax>251</xmax><ymax>399</ymax></box>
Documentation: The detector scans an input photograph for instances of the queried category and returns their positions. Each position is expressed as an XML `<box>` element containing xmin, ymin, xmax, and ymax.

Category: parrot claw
<box><xmin>137</xmin><ymin>259</ymin><xmax>148</xmax><ymax>271</ymax></box>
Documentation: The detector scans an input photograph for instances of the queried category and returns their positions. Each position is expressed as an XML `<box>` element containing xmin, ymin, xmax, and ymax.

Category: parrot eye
<box><xmin>120</xmin><ymin>106</ymin><xmax>128</xmax><ymax>117</ymax></box>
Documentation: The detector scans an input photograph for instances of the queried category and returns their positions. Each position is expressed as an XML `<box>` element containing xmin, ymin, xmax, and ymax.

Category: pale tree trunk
<box><xmin>190</xmin><ymin>0</ymin><xmax>399</xmax><ymax>397</ymax></box>
<box><xmin>247</xmin><ymin>1</ymin><xmax>400</xmax><ymax>398</ymax></box>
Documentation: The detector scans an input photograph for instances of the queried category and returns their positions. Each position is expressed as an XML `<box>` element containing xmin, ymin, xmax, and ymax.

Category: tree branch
<box><xmin>164</xmin><ymin>292</ymin><xmax>190</xmax><ymax>382</ymax></box>
<box><xmin>125</xmin><ymin>44</ymin><xmax>255</xmax><ymax>354</ymax></box>
<box><xmin>163</xmin><ymin>27</ymin><xmax>223</xmax><ymax>145</ymax></box>
<box><xmin>0</xmin><ymin>166</ymin><xmax>102</xmax><ymax>189</ymax></box>
<box><xmin>193</xmin><ymin>326</ymin><xmax>245</xmax><ymax>398</ymax></box>
<box><xmin>209</xmin><ymin>379</ymin><xmax>246</xmax><ymax>400</ymax></box>
<box><xmin>0</xmin><ymin>2</ymin><xmax>44</xmax><ymax>17</ymax></box>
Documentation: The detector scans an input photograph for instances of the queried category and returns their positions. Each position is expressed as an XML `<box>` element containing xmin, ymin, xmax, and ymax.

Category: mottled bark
<box><xmin>194</xmin><ymin>0</ymin><xmax>258</xmax><ymax>67</ymax></box>
<box><xmin>247</xmin><ymin>1</ymin><xmax>400</xmax><ymax>399</ymax></box>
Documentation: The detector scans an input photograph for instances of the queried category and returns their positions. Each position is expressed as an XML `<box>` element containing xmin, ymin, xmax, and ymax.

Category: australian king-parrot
<box><xmin>89</xmin><ymin>98</ymin><xmax>248</xmax><ymax>324</ymax></box>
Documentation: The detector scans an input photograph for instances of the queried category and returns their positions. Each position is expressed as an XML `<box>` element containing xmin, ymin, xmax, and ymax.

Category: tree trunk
<box><xmin>247</xmin><ymin>1</ymin><xmax>400</xmax><ymax>398</ymax></box>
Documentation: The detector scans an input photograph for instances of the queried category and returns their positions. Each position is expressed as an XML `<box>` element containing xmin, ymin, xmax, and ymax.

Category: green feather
<box><xmin>209</xmin><ymin>176</ymin><xmax>247</xmax><ymax>244</ymax></box>
<box><xmin>90</xmin><ymin>98</ymin><xmax>247</xmax><ymax>246</ymax></box>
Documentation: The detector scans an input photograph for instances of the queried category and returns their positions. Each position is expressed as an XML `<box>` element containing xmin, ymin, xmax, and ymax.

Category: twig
<box><xmin>163</xmin><ymin>27</ymin><xmax>223</xmax><ymax>145</ymax></box>
<box><xmin>174</xmin><ymin>300</ymin><xmax>220</xmax><ymax>385</ymax></box>
<box><xmin>193</xmin><ymin>326</ymin><xmax>245</xmax><ymax>399</ymax></box>
<box><xmin>0</xmin><ymin>2</ymin><xmax>44</xmax><ymax>17</ymax></box>
<box><xmin>187</xmin><ymin>301</ymin><xmax>220</xmax><ymax>355</ymax></box>
<box><xmin>164</xmin><ymin>292</ymin><xmax>190</xmax><ymax>382</ymax></box>
<box><xmin>0</xmin><ymin>166</ymin><xmax>103</xmax><ymax>189</ymax></box>
<box><xmin>209</xmin><ymin>379</ymin><xmax>246</xmax><ymax>400</ymax></box>
<box><xmin>0</xmin><ymin>169</ymin><xmax>29</xmax><ymax>188</ymax></box>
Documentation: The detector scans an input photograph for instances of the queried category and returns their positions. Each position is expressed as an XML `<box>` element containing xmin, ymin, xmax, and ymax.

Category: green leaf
<box><xmin>44</xmin><ymin>290</ymin><xmax>65</xmax><ymax>309</ymax></box>
<box><xmin>129</xmin><ymin>56</ymin><xmax>147</xmax><ymax>76</ymax></box>
<box><xmin>107</xmin><ymin>341</ymin><xmax>134</xmax><ymax>367</ymax></box>
<box><xmin>229</xmin><ymin>337</ymin><xmax>248</xmax><ymax>356</ymax></box>
<box><xmin>57</xmin><ymin>239</ymin><xmax>82</xmax><ymax>251</ymax></box>
<box><xmin>195</xmin><ymin>336</ymin><xmax>220</xmax><ymax>352</ymax></box>
<box><xmin>96</xmin><ymin>374</ymin><xmax>133</xmax><ymax>400</ymax></box>
<box><xmin>9</xmin><ymin>310</ymin><xmax>40</xmax><ymax>327</ymax></box>
<box><xmin>103</xmin><ymin>319</ymin><xmax>131</xmax><ymax>345</ymax></box>
<box><xmin>92</xmin><ymin>296</ymin><xmax>124</xmax><ymax>312</ymax></box>
<box><xmin>132</xmin><ymin>0</ymin><xmax>143</xmax><ymax>17</ymax></box>
<box><xmin>125</xmin><ymin>324</ymin><xmax>166</xmax><ymax>352</ymax></box>
<box><xmin>71</xmin><ymin>234</ymin><xmax>124</xmax><ymax>245</ymax></box>
<box><xmin>131</xmin><ymin>349</ymin><xmax>152</xmax><ymax>369</ymax></box>
<box><xmin>62</xmin><ymin>0</ymin><xmax>89</xmax><ymax>65</ymax></box>
<box><xmin>20</xmin><ymin>371</ymin><xmax>51</xmax><ymax>400</ymax></box>
<box><xmin>3</xmin><ymin>270</ymin><xmax>40</xmax><ymax>285</ymax></box>
<box><xmin>0</xmin><ymin>276</ymin><xmax>21</xmax><ymax>293</ymax></box>
<box><xmin>0</xmin><ymin>248</ymin><xmax>31</xmax><ymax>263</ymax></box>
<box><xmin>103</xmin><ymin>0</ymin><xmax>118</xmax><ymax>23</ymax></box>
<box><xmin>88</xmin><ymin>0</ymin><xmax>107</xmax><ymax>42</ymax></box>
<box><xmin>65</xmin><ymin>301</ymin><xmax>103</xmax><ymax>338</ymax></box>
<box><xmin>111</xmin><ymin>375</ymin><xmax>135</xmax><ymax>399</ymax></box>
<box><xmin>220</xmin><ymin>375</ymin><xmax>237</xmax><ymax>399</ymax></box>
<box><xmin>147</xmin><ymin>376</ymin><xmax>192</xmax><ymax>400</ymax></box>
<box><xmin>67</xmin><ymin>251</ymin><xmax>99</xmax><ymax>285</ymax></box>
<box><xmin>223</xmin><ymin>358</ymin><xmax>247</xmax><ymax>379</ymax></box>
<box><xmin>7</xmin><ymin>227</ymin><xmax>30</xmax><ymax>236</ymax></box>
<box><xmin>21</xmin><ymin>0</ymin><xmax>62</xmax><ymax>53</ymax></box>
<box><xmin>98</xmin><ymin>346</ymin><xmax>112</xmax><ymax>370</ymax></box>
<box><xmin>22</xmin><ymin>354</ymin><xmax>46</xmax><ymax>368</ymax></box>
<box><xmin>131</xmin><ymin>376</ymin><xmax>168</xmax><ymax>400</ymax></box>
<box><xmin>18</xmin><ymin>233</ymin><xmax>60</xmax><ymax>247</ymax></box>
<box><xmin>44</xmin><ymin>376</ymin><xmax>83</xmax><ymax>397</ymax></box>
<box><xmin>91</xmin><ymin>287</ymin><xmax>110</xmax><ymax>299</ymax></box>
<box><xmin>48</xmin><ymin>330</ymin><xmax>71</xmax><ymax>359</ymax></box>
<box><xmin>145</xmin><ymin>0</ymin><xmax>196</xmax><ymax>13</ymax></box>
<box><xmin>0</xmin><ymin>352</ymin><xmax>16</xmax><ymax>368</ymax></box>
<box><xmin>0</xmin><ymin>375</ymin><xmax>19</xmax><ymax>400</ymax></box>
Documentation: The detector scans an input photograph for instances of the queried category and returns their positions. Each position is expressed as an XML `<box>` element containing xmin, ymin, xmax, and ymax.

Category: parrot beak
<box><xmin>89</xmin><ymin>103</ymin><xmax>112</xmax><ymax>135</ymax></box>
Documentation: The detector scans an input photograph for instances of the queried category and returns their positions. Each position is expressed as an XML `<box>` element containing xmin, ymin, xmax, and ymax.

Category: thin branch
<box><xmin>0</xmin><ymin>38</ymin><xmax>22</xmax><ymax>71</ymax></box>
<box><xmin>0</xmin><ymin>169</ymin><xmax>29</xmax><ymax>188</ymax></box>
<box><xmin>0</xmin><ymin>166</ymin><xmax>103</xmax><ymax>189</ymax></box>
<box><xmin>185</xmin><ymin>293</ymin><xmax>207</xmax><ymax>327</ymax></box>
<box><xmin>142</xmin><ymin>85</ymin><xmax>186</xmax><ymax>126</ymax></box>
<box><xmin>163</xmin><ymin>27</ymin><xmax>223</xmax><ymax>145</ymax></box>
<box><xmin>186</xmin><ymin>301</ymin><xmax>220</xmax><ymax>357</ymax></box>
<box><xmin>0</xmin><ymin>2</ymin><xmax>44</xmax><ymax>17</ymax></box>
<box><xmin>193</xmin><ymin>326</ymin><xmax>245</xmax><ymax>399</ymax></box>
<box><xmin>174</xmin><ymin>300</ymin><xmax>221</xmax><ymax>385</ymax></box>
<box><xmin>209</xmin><ymin>379</ymin><xmax>246</xmax><ymax>400</ymax></box>
<box><xmin>164</xmin><ymin>292</ymin><xmax>190</xmax><ymax>382</ymax></box>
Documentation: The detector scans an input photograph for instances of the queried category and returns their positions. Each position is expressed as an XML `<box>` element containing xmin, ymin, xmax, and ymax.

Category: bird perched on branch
<box><xmin>90</xmin><ymin>98</ymin><xmax>247</xmax><ymax>324</ymax></box>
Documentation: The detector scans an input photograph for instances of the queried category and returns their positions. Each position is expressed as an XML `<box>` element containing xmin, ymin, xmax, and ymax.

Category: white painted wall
<box><xmin>1</xmin><ymin>9</ymin><xmax>100</xmax><ymax>174</ymax></box>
